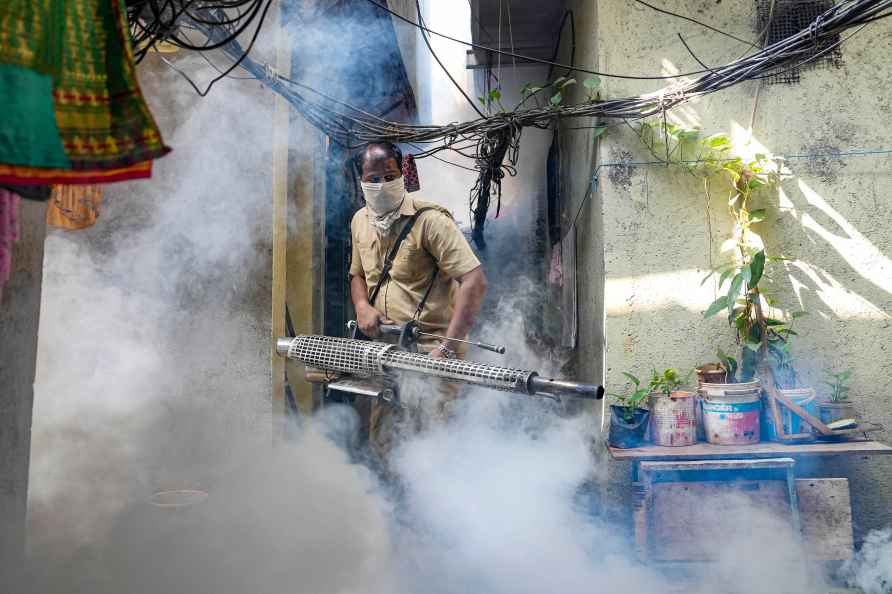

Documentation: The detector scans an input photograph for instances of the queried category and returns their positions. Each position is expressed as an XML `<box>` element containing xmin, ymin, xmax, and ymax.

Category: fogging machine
<box><xmin>275</xmin><ymin>330</ymin><xmax>604</xmax><ymax>404</ymax></box>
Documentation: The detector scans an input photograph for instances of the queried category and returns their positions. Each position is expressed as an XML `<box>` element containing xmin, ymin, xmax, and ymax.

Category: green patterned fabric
<box><xmin>0</xmin><ymin>0</ymin><xmax>169</xmax><ymax>171</ymax></box>
<box><xmin>0</xmin><ymin>64</ymin><xmax>70</xmax><ymax>168</ymax></box>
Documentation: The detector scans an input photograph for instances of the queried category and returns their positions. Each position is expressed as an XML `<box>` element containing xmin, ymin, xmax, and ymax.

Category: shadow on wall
<box><xmin>601</xmin><ymin>115</ymin><xmax>892</xmax><ymax>538</ymax></box>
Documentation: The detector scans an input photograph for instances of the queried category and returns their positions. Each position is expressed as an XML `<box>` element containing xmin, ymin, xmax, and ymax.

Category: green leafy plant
<box><xmin>648</xmin><ymin>368</ymin><xmax>693</xmax><ymax>396</ymax></box>
<box><xmin>608</xmin><ymin>372</ymin><xmax>651</xmax><ymax>420</ymax></box>
<box><xmin>633</xmin><ymin>119</ymin><xmax>811</xmax><ymax>387</ymax></box>
<box><xmin>824</xmin><ymin>370</ymin><xmax>852</xmax><ymax>402</ymax></box>
<box><xmin>517</xmin><ymin>75</ymin><xmax>581</xmax><ymax>110</ymax></box>
<box><xmin>583</xmin><ymin>75</ymin><xmax>601</xmax><ymax>102</ymax></box>
<box><xmin>477</xmin><ymin>88</ymin><xmax>505</xmax><ymax>113</ymax></box>
<box><xmin>717</xmin><ymin>349</ymin><xmax>739</xmax><ymax>383</ymax></box>
<box><xmin>549</xmin><ymin>76</ymin><xmax>576</xmax><ymax>108</ymax></box>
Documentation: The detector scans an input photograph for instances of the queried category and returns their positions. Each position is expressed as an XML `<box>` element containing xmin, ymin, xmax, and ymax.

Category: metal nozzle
<box><xmin>276</xmin><ymin>337</ymin><xmax>293</xmax><ymax>356</ymax></box>
<box><xmin>528</xmin><ymin>376</ymin><xmax>605</xmax><ymax>400</ymax></box>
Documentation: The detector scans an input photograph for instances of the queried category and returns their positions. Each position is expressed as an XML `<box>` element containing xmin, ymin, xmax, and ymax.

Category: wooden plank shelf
<box><xmin>608</xmin><ymin>439</ymin><xmax>892</xmax><ymax>461</ymax></box>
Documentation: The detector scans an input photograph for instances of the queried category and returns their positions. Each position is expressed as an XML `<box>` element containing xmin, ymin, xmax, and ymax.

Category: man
<box><xmin>349</xmin><ymin>142</ymin><xmax>487</xmax><ymax>453</ymax></box>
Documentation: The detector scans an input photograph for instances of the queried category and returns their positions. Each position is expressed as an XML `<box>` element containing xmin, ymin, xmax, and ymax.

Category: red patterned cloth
<box><xmin>402</xmin><ymin>153</ymin><xmax>420</xmax><ymax>193</ymax></box>
<box><xmin>0</xmin><ymin>188</ymin><xmax>21</xmax><ymax>299</ymax></box>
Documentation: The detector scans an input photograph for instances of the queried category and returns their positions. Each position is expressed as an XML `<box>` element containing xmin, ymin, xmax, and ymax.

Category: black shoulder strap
<box><xmin>367</xmin><ymin>207</ymin><xmax>438</xmax><ymax>307</ymax></box>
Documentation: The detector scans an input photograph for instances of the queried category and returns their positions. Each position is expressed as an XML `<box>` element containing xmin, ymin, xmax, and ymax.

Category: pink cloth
<box><xmin>0</xmin><ymin>188</ymin><xmax>21</xmax><ymax>297</ymax></box>
<box><xmin>402</xmin><ymin>154</ymin><xmax>420</xmax><ymax>193</ymax></box>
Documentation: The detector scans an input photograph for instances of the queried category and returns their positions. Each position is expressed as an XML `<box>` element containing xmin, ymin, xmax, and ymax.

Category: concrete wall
<box><xmin>559</xmin><ymin>0</ymin><xmax>892</xmax><ymax>539</ymax></box>
<box><xmin>0</xmin><ymin>199</ymin><xmax>46</xmax><ymax>580</ymax></box>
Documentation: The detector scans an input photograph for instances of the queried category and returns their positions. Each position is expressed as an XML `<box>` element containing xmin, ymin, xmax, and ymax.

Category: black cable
<box><xmin>159</xmin><ymin>0</ymin><xmax>273</xmax><ymax>96</ymax></box>
<box><xmin>140</xmin><ymin>0</ymin><xmax>892</xmax><ymax>243</ymax></box>
<box><xmin>677</xmin><ymin>33</ymin><xmax>717</xmax><ymax>73</ymax></box>
<box><xmin>545</xmin><ymin>10</ymin><xmax>576</xmax><ymax>82</ymax></box>
<box><xmin>415</xmin><ymin>0</ymin><xmax>486</xmax><ymax>118</ymax></box>
<box><xmin>631</xmin><ymin>0</ymin><xmax>760</xmax><ymax>48</ymax></box>
<box><xmin>361</xmin><ymin>0</ymin><xmax>720</xmax><ymax>80</ymax></box>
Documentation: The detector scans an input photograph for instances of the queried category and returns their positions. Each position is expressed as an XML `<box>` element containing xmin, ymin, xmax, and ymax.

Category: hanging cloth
<box><xmin>46</xmin><ymin>184</ymin><xmax>103</xmax><ymax>230</ymax></box>
<box><xmin>0</xmin><ymin>188</ymin><xmax>21</xmax><ymax>299</ymax></box>
<box><xmin>402</xmin><ymin>153</ymin><xmax>420</xmax><ymax>193</ymax></box>
<box><xmin>0</xmin><ymin>160</ymin><xmax>152</xmax><ymax>187</ymax></box>
<box><xmin>0</xmin><ymin>0</ymin><xmax>169</xmax><ymax>183</ymax></box>
<box><xmin>1</xmin><ymin>184</ymin><xmax>52</xmax><ymax>202</ymax></box>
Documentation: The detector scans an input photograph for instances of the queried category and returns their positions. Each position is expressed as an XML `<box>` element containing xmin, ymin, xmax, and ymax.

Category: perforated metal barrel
<box><xmin>381</xmin><ymin>348</ymin><xmax>534</xmax><ymax>393</ymax></box>
<box><xmin>279</xmin><ymin>336</ymin><xmax>535</xmax><ymax>393</ymax></box>
<box><xmin>282</xmin><ymin>335</ymin><xmax>394</xmax><ymax>376</ymax></box>
<box><xmin>277</xmin><ymin>336</ymin><xmax>603</xmax><ymax>399</ymax></box>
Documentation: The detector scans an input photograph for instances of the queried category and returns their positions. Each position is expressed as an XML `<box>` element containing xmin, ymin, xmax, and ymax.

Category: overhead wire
<box><xmin>132</xmin><ymin>0</ymin><xmax>892</xmax><ymax>244</ymax></box>
<box><xmin>414</xmin><ymin>0</ymin><xmax>485</xmax><ymax>118</ymax></box>
<box><xmin>630</xmin><ymin>0</ymin><xmax>761</xmax><ymax>48</ymax></box>
<box><xmin>361</xmin><ymin>0</ymin><xmax>722</xmax><ymax>80</ymax></box>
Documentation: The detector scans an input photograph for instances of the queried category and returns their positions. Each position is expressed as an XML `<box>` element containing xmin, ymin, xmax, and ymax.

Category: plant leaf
<box><xmin>591</xmin><ymin>125</ymin><xmax>608</xmax><ymax>139</ymax></box>
<box><xmin>583</xmin><ymin>76</ymin><xmax>601</xmax><ymax>90</ymax></box>
<box><xmin>727</xmin><ymin>274</ymin><xmax>745</xmax><ymax>314</ymax></box>
<box><xmin>706</xmin><ymin>133</ymin><xmax>731</xmax><ymax>148</ymax></box>
<box><xmin>621</xmin><ymin>372</ymin><xmax>640</xmax><ymax>387</ymax></box>
<box><xmin>550</xmin><ymin>92</ymin><xmax>563</xmax><ymax>106</ymax></box>
<box><xmin>750</xmin><ymin>250</ymin><xmax>766</xmax><ymax>287</ymax></box>
<box><xmin>749</xmin><ymin>208</ymin><xmax>767</xmax><ymax>223</ymax></box>
<box><xmin>704</xmin><ymin>296</ymin><xmax>729</xmax><ymax>318</ymax></box>
<box><xmin>718</xmin><ymin>268</ymin><xmax>735</xmax><ymax>289</ymax></box>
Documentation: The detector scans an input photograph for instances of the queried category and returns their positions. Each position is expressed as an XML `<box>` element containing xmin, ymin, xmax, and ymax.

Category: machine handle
<box><xmin>345</xmin><ymin>320</ymin><xmax>402</xmax><ymax>337</ymax></box>
<box><xmin>470</xmin><ymin>341</ymin><xmax>507</xmax><ymax>355</ymax></box>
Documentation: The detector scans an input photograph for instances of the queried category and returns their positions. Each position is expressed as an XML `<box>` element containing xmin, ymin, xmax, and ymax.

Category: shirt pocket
<box><xmin>356</xmin><ymin>238</ymin><xmax>381</xmax><ymax>277</ymax></box>
<box><xmin>391</xmin><ymin>239</ymin><xmax>431</xmax><ymax>286</ymax></box>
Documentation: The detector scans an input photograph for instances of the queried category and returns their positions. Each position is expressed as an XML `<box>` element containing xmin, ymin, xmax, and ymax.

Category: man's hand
<box><xmin>356</xmin><ymin>303</ymin><xmax>391</xmax><ymax>337</ymax></box>
<box><xmin>429</xmin><ymin>345</ymin><xmax>446</xmax><ymax>359</ymax></box>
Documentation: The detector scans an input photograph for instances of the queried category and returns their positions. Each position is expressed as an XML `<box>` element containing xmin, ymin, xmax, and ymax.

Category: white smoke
<box><xmin>20</xmin><ymin>8</ymin><xmax>866</xmax><ymax>594</ymax></box>
<box><xmin>842</xmin><ymin>528</ymin><xmax>892</xmax><ymax>594</ymax></box>
<box><xmin>391</xmin><ymin>394</ymin><xmax>662</xmax><ymax>594</ymax></box>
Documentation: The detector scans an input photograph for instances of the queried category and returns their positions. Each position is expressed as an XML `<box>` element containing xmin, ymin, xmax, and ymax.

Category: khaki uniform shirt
<box><xmin>350</xmin><ymin>196</ymin><xmax>481</xmax><ymax>347</ymax></box>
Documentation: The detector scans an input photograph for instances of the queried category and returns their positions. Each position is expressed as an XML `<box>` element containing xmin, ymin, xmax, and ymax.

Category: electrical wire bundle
<box><xmin>134</xmin><ymin>0</ymin><xmax>892</xmax><ymax>242</ymax></box>
<box><xmin>126</xmin><ymin>0</ymin><xmax>273</xmax><ymax>94</ymax></box>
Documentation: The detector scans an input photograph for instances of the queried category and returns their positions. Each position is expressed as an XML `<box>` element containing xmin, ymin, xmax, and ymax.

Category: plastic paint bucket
<box><xmin>700</xmin><ymin>382</ymin><xmax>762</xmax><ymax>445</ymax></box>
<box><xmin>762</xmin><ymin>388</ymin><xmax>817</xmax><ymax>440</ymax></box>
<box><xmin>649</xmin><ymin>392</ymin><xmax>696</xmax><ymax>447</ymax></box>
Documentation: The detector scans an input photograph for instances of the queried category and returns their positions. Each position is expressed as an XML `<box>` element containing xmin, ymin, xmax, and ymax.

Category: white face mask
<box><xmin>361</xmin><ymin>178</ymin><xmax>405</xmax><ymax>214</ymax></box>
<box><xmin>361</xmin><ymin>178</ymin><xmax>406</xmax><ymax>234</ymax></box>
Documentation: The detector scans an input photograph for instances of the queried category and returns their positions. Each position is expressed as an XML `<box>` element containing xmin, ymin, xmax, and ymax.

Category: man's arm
<box><xmin>351</xmin><ymin>274</ymin><xmax>390</xmax><ymax>336</ymax></box>
<box><xmin>433</xmin><ymin>266</ymin><xmax>487</xmax><ymax>357</ymax></box>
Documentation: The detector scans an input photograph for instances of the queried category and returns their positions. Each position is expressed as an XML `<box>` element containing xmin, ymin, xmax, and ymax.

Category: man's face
<box><xmin>360</xmin><ymin>150</ymin><xmax>402</xmax><ymax>184</ymax></box>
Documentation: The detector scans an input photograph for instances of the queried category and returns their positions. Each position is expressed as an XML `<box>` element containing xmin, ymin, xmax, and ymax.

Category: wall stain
<box><xmin>608</xmin><ymin>150</ymin><xmax>636</xmax><ymax>193</ymax></box>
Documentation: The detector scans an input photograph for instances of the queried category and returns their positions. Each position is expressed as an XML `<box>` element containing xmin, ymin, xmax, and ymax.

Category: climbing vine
<box><xmin>633</xmin><ymin>121</ymin><xmax>807</xmax><ymax>385</ymax></box>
